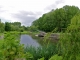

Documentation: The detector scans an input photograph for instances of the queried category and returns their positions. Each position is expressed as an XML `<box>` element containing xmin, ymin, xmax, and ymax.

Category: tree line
<box><xmin>0</xmin><ymin>20</ymin><xmax>27</xmax><ymax>32</ymax></box>
<box><xmin>32</xmin><ymin>5</ymin><xmax>80</xmax><ymax>32</ymax></box>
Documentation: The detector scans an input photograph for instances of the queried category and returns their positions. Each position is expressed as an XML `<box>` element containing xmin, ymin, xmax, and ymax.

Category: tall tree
<box><xmin>32</xmin><ymin>5</ymin><xmax>79</xmax><ymax>32</ymax></box>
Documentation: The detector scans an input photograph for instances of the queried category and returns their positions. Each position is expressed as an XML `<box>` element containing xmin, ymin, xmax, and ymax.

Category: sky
<box><xmin>0</xmin><ymin>0</ymin><xmax>80</xmax><ymax>26</ymax></box>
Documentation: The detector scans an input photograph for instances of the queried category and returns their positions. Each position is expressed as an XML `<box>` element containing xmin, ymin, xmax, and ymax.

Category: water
<box><xmin>20</xmin><ymin>34</ymin><xmax>41</xmax><ymax>47</ymax></box>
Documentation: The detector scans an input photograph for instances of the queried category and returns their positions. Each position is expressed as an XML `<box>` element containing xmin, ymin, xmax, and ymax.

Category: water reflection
<box><xmin>20</xmin><ymin>34</ymin><xmax>41</xmax><ymax>47</ymax></box>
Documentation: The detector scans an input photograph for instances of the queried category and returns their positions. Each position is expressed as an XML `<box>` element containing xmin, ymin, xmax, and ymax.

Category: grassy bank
<box><xmin>4</xmin><ymin>31</ymin><xmax>39</xmax><ymax>34</ymax></box>
<box><xmin>0</xmin><ymin>33</ymin><xmax>58</xmax><ymax>60</ymax></box>
<box><xmin>4</xmin><ymin>31</ymin><xmax>29</xmax><ymax>34</ymax></box>
<box><xmin>0</xmin><ymin>30</ymin><xmax>80</xmax><ymax>60</ymax></box>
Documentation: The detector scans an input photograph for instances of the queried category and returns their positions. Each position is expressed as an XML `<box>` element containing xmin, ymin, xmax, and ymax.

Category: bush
<box><xmin>0</xmin><ymin>33</ymin><xmax>33</xmax><ymax>60</ymax></box>
<box><xmin>58</xmin><ymin>12</ymin><xmax>80</xmax><ymax>60</ymax></box>
<box><xmin>49</xmin><ymin>54</ymin><xmax>62</xmax><ymax>60</ymax></box>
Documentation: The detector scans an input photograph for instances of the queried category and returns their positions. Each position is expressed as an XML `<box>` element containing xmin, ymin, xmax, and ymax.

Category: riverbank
<box><xmin>4</xmin><ymin>31</ymin><xmax>28</xmax><ymax>34</ymax></box>
<box><xmin>0</xmin><ymin>32</ymin><xmax>58</xmax><ymax>60</ymax></box>
<box><xmin>1</xmin><ymin>31</ymin><xmax>60</xmax><ymax>45</ymax></box>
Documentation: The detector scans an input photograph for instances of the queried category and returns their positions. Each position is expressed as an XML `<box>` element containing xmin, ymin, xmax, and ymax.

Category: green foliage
<box><xmin>25</xmin><ymin>52</ymin><xmax>33</xmax><ymax>60</ymax></box>
<box><xmin>19</xmin><ymin>28</ymin><xmax>24</xmax><ymax>32</ymax></box>
<box><xmin>0</xmin><ymin>20</ymin><xmax>4</xmax><ymax>33</ymax></box>
<box><xmin>49</xmin><ymin>54</ymin><xmax>62</xmax><ymax>60</ymax></box>
<box><xmin>10</xmin><ymin>22</ymin><xmax>21</xmax><ymax>31</ymax></box>
<box><xmin>67</xmin><ymin>11</ymin><xmax>80</xmax><ymax>31</ymax></box>
<box><xmin>58</xmin><ymin>11</ymin><xmax>80</xmax><ymax>60</ymax></box>
<box><xmin>24</xmin><ymin>44</ymin><xmax>58</xmax><ymax>60</ymax></box>
<box><xmin>1</xmin><ymin>33</ymin><xmax>24</xmax><ymax>60</ymax></box>
<box><xmin>38</xmin><ymin>57</ymin><xmax>44</xmax><ymax>60</ymax></box>
<box><xmin>28</xmin><ymin>26</ymin><xmax>38</xmax><ymax>32</ymax></box>
<box><xmin>32</xmin><ymin>5</ymin><xmax>79</xmax><ymax>32</ymax></box>
<box><xmin>0</xmin><ymin>33</ymin><xmax>33</xmax><ymax>60</ymax></box>
<box><xmin>11</xmin><ymin>22</ymin><xmax>21</xmax><ymax>27</ymax></box>
<box><xmin>5</xmin><ymin>22</ymin><xmax>11</xmax><ymax>31</ymax></box>
<box><xmin>4</xmin><ymin>21</ymin><xmax>27</xmax><ymax>32</ymax></box>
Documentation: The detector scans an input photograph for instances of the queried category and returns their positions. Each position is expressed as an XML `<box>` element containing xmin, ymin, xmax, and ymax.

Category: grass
<box><xmin>0</xmin><ymin>40</ymin><xmax>4</xmax><ymax>48</ymax></box>
<box><xmin>24</xmin><ymin>44</ymin><xmax>58</xmax><ymax>60</ymax></box>
<box><xmin>4</xmin><ymin>31</ymin><xmax>29</xmax><ymax>34</ymax></box>
<box><xmin>0</xmin><ymin>33</ymin><xmax>3</xmax><ymax>36</ymax></box>
<box><xmin>4</xmin><ymin>31</ymin><xmax>39</xmax><ymax>35</ymax></box>
<box><xmin>0</xmin><ymin>32</ymin><xmax>60</xmax><ymax>60</ymax></box>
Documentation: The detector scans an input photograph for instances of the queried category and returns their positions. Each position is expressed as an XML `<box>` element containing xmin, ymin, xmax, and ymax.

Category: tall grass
<box><xmin>24</xmin><ymin>43</ymin><xmax>58</xmax><ymax>60</ymax></box>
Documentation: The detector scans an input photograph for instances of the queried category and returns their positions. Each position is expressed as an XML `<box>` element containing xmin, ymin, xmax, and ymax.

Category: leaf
<box><xmin>49</xmin><ymin>54</ymin><xmax>62</xmax><ymax>60</ymax></box>
<box><xmin>10</xmin><ymin>51</ymin><xmax>15</xmax><ymax>55</ymax></box>
<box><xmin>25</xmin><ymin>52</ymin><xmax>33</xmax><ymax>59</ymax></box>
<box><xmin>38</xmin><ymin>57</ymin><xmax>44</xmax><ymax>60</ymax></box>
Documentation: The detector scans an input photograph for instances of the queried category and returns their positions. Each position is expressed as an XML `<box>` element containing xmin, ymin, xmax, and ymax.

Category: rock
<box><xmin>50</xmin><ymin>33</ymin><xmax>59</xmax><ymax>40</ymax></box>
<box><xmin>38</xmin><ymin>32</ymin><xmax>46</xmax><ymax>37</ymax></box>
<box><xmin>37</xmin><ymin>32</ymin><xmax>59</xmax><ymax>40</ymax></box>
<box><xmin>35</xmin><ymin>35</ymin><xmax>38</xmax><ymax>37</ymax></box>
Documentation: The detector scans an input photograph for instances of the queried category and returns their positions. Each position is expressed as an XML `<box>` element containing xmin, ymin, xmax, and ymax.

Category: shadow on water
<box><xmin>20</xmin><ymin>34</ymin><xmax>41</xmax><ymax>48</ymax></box>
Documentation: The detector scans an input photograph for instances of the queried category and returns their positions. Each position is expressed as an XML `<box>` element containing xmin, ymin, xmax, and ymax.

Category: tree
<box><xmin>32</xmin><ymin>5</ymin><xmax>79</xmax><ymax>32</ymax></box>
<box><xmin>0</xmin><ymin>19</ymin><xmax>4</xmax><ymax>33</ymax></box>
<box><xmin>5</xmin><ymin>22</ymin><xmax>11</xmax><ymax>31</ymax></box>
<box><xmin>63</xmin><ymin>5</ymin><xmax>79</xmax><ymax>28</ymax></box>
<box><xmin>59</xmin><ymin>10</ymin><xmax>80</xmax><ymax>60</ymax></box>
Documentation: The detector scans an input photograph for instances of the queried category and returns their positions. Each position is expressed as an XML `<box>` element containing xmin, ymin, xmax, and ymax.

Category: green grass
<box><xmin>0</xmin><ymin>40</ymin><xmax>4</xmax><ymax>48</ymax></box>
<box><xmin>0</xmin><ymin>33</ymin><xmax>3</xmax><ymax>36</ymax></box>
<box><xmin>24</xmin><ymin>44</ymin><xmax>58</xmax><ymax>60</ymax></box>
<box><xmin>4</xmin><ymin>31</ymin><xmax>29</xmax><ymax>34</ymax></box>
<box><xmin>4</xmin><ymin>31</ymin><xmax>40</xmax><ymax>35</ymax></box>
<box><xmin>49</xmin><ymin>54</ymin><xmax>62</xmax><ymax>60</ymax></box>
<box><xmin>0</xmin><ymin>33</ymin><xmax>4</xmax><ymax>48</ymax></box>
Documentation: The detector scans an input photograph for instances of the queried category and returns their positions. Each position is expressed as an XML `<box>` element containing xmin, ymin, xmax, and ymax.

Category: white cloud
<box><xmin>57</xmin><ymin>0</ymin><xmax>80</xmax><ymax>8</ymax></box>
<box><xmin>0</xmin><ymin>0</ymin><xmax>80</xmax><ymax>26</ymax></box>
<box><xmin>0</xmin><ymin>0</ymin><xmax>56</xmax><ymax>12</ymax></box>
<box><xmin>0</xmin><ymin>0</ymin><xmax>57</xmax><ymax>23</ymax></box>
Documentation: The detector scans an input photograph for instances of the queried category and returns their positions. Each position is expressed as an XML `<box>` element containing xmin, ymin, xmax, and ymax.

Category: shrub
<box><xmin>49</xmin><ymin>54</ymin><xmax>62</xmax><ymax>60</ymax></box>
<box><xmin>0</xmin><ymin>33</ymin><xmax>33</xmax><ymax>60</ymax></box>
<box><xmin>58</xmin><ymin>12</ymin><xmax>80</xmax><ymax>60</ymax></box>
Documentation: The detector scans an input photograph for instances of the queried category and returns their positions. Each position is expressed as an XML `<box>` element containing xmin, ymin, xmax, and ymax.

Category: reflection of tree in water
<box><xmin>30</xmin><ymin>34</ymin><xmax>57</xmax><ymax>46</ymax></box>
<box><xmin>29</xmin><ymin>34</ymin><xmax>44</xmax><ymax>46</ymax></box>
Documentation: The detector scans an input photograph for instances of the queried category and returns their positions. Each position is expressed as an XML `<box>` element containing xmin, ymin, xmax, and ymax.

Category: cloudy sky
<box><xmin>0</xmin><ymin>0</ymin><xmax>80</xmax><ymax>26</ymax></box>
